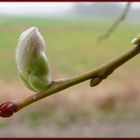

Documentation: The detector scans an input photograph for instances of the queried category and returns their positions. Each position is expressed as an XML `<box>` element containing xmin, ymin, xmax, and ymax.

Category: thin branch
<box><xmin>97</xmin><ymin>2</ymin><xmax>131</xmax><ymax>42</ymax></box>
<box><xmin>14</xmin><ymin>43</ymin><xmax>140</xmax><ymax>112</ymax></box>
<box><xmin>1</xmin><ymin>32</ymin><xmax>140</xmax><ymax>118</ymax></box>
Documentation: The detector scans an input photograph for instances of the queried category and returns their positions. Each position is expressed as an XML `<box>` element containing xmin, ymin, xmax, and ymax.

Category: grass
<box><xmin>0</xmin><ymin>16</ymin><xmax>139</xmax><ymax>80</ymax></box>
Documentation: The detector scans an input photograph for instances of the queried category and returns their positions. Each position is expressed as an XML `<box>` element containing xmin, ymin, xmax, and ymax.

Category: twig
<box><xmin>1</xmin><ymin>32</ymin><xmax>140</xmax><ymax>118</ymax></box>
<box><xmin>15</xmin><ymin>43</ymin><xmax>140</xmax><ymax>111</ymax></box>
<box><xmin>97</xmin><ymin>2</ymin><xmax>131</xmax><ymax>42</ymax></box>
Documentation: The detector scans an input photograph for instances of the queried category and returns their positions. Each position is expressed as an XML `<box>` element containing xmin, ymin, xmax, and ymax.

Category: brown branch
<box><xmin>97</xmin><ymin>2</ymin><xmax>131</xmax><ymax>42</ymax></box>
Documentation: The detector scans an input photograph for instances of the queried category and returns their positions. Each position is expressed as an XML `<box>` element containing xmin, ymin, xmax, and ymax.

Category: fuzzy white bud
<box><xmin>16</xmin><ymin>27</ymin><xmax>52</xmax><ymax>92</ymax></box>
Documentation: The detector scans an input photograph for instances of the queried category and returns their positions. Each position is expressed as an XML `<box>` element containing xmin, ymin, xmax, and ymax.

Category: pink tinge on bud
<box><xmin>0</xmin><ymin>102</ymin><xmax>17</xmax><ymax>118</ymax></box>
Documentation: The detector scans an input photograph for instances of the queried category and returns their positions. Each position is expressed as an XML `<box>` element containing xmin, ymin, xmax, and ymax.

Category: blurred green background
<box><xmin>1</xmin><ymin>2</ymin><xmax>140</xmax><ymax>137</ymax></box>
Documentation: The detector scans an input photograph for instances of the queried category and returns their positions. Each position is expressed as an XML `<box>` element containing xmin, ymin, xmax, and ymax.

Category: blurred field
<box><xmin>1</xmin><ymin>16</ymin><xmax>140</xmax><ymax>137</ymax></box>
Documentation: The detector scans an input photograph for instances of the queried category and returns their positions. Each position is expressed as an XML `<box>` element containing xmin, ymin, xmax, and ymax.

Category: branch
<box><xmin>97</xmin><ymin>2</ymin><xmax>131</xmax><ymax>42</ymax></box>
<box><xmin>1</xmin><ymin>41</ymin><xmax>139</xmax><ymax>118</ymax></box>
<box><xmin>1</xmin><ymin>32</ymin><xmax>140</xmax><ymax>118</ymax></box>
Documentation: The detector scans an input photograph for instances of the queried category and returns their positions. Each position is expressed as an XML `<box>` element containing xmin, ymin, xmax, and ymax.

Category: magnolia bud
<box><xmin>16</xmin><ymin>27</ymin><xmax>52</xmax><ymax>92</ymax></box>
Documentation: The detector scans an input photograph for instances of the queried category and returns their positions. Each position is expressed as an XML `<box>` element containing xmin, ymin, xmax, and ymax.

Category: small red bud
<box><xmin>0</xmin><ymin>102</ymin><xmax>17</xmax><ymax>118</ymax></box>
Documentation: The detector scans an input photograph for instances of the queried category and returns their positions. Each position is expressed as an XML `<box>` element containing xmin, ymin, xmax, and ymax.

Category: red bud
<box><xmin>0</xmin><ymin>102</ymin><xmax>16</xmax><ymax>118</ymax></box>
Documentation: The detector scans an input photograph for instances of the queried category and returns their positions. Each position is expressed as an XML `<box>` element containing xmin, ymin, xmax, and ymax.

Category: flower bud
<box><xmin>16</xmin><ymin>27</ymin><xmax>52</xmax><ymax>92</ymax></box>
<box><xmin>90</xmin><ymin>77</ymin><xmax>103</xmax><ymax>87</ymax></box>
<box><xmin>0</xmin><ymin>102</ymin><xmax>16</xmax><ymax>118</ymax></box>
<box><xmin>131</xmin><ymin>33</ymin><xmax>140</xmax><ymax>45</ymax></box>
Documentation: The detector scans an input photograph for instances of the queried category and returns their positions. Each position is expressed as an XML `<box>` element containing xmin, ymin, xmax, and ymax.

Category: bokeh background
<box><xmin>1</xmin><ymin>2</ymin><xmax>140</xmax><ymax>137</ymax></box>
